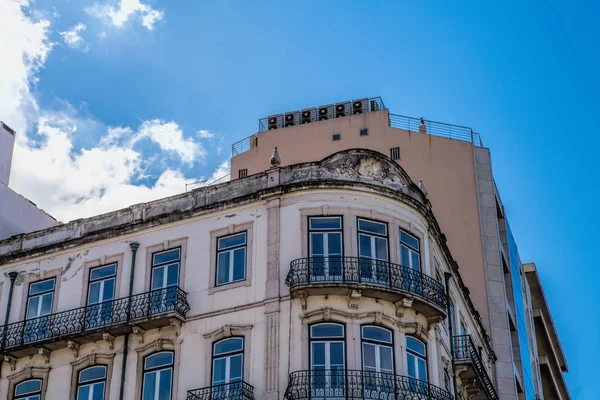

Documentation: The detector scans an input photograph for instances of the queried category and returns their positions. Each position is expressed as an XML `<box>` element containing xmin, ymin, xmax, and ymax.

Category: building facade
<box><xmin>0</xmin><ymin>122</ymin><xmax>57</xmax><ymax>240</ymax></box>
<box><xmin>0</xmin><ymin>98</ymin><xmax>568</xmax><ymax>400</ymax></box>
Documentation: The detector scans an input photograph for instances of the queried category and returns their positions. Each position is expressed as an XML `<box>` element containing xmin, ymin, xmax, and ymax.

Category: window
<box><xmin>216</xmin><ymin>232</ymin><xmax>247</xmax><ymax>286</ymax></box>
<box><xmin>390</xmin><ymin>147</ymin><xmax>400</xmax><ymax>160</ymax></box>
<box><xmin>77</xmin><ymin>366</ymin><xmax>107</xmax><ymax>400</ymax></box>
<box><xmin>151</xmin><ymin>249</ymin><xmax>180</xmax><ymax>290</ymax></box>
<box><xmin>86</xmin><ymin>264</ymin><xmax>116</xmax><ymax>329</ymax></box>
<box><xmin>310</xmin><ymin>323</ymin><xmax>345</xmax><ymax>395</ymax></box>
<box><xmin>406</xmin><ymin>337</ymin><xmax>427</xmax><ymax>382</ymax></box>
<box><xmin>359</xmin><ymin>129</ymin><xmax>368</xmax><ymax>136</ymax></box>
<box><xmin>308</xmin><ymin>217</ymin><xmax>343</xmax><ymax>282</ymax></box>
<box><xmin>14</xmin><ymin>379</ymin><xmax>42</xmax><ymax>400</ymax></box>
<box><xmin>142</xmin><ymin>352</ymin><xmax>174</xmax><ymax>400</ymax></box>
<box><xmin>332</xmin><ymin>133</ymin><xmax>341</xmax><ymax>141</ymax></box>
<box><xmin>361</xmin><ymin>326</ymin><xmax>394</xmax><ymax>394</ymax></box>
<box><xmin>357</xmin><ymin>218</ymin><xmax>389</xmax><ymax>285</ymax></box>
<box><xmin>238</xmin><ymin>169</ymin><xmax>248</xmax><ymax>179</ymax></box>
<box><xmin>400</xmin><ymin>231</ymin><xmax>420</xmax><ymax>271</ymax></box>
<box><xmin>212</xmin><ymin>338</ymin><xmax>244</xmax><ymax>387</ymax></box>
<box><xmin>25</xmin><ymin>279</ymin><xmax>55</xmax><ymax>343</ymax></box>
<box><xmin>444</xmin><ymin>368</ymin><xmax>452</xmax><ymax>394</ymax></box>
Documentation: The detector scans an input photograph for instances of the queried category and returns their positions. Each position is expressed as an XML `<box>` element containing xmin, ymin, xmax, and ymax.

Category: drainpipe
<box><xmin>119</xmin><ymin>242</ymin><xmax>139</xmax><ymax>400</ymax></box>
<box><xmin>444</xmin><ymin>272</ymin><xmax>459</xmax><ymax>399</ymax></box>
<box><xmin>0</xmin><ymin>272</ymin><xmax>19</xmax><ymax>375</ymax></box>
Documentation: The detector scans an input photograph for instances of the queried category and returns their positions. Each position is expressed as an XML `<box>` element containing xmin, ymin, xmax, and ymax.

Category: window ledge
<box><xmin>209</xmin><ymin>279</ymin><xmax>251</xmax><ymax>295</ymax></box>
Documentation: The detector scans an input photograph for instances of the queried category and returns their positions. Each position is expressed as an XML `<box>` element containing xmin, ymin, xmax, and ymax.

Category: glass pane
<box><xmin>77</xmin><ymin>385</ymin><xmax>90</xmax><ymax>400</ymax></box>
<box><xmin>401</xmin><ymin>246</ymin><xmax>409</xmax><ymax>267</ymax></box>
<box><xmin>380</xmin><ymin>346</ymin><xmax>393</xmax><ymax>371</ymax></box>
<box><xmin>90</xmin><ymin>265</ymin><xmax>116</xmax><ymax>281</ymax></box>
<box><xmin>309</xmin><ymin>217</ymin><xmax>341</xmax><ymax>230</ymax></box>
<box><xmin>88</xmin><ymin>282</ymin><xmax>101</xmax><ymax>304</ymax></box>
<box><xmin>218</xmin><ymin>233</ymin><xmax>246</xmax><ymax>250</ymax></box>
<box><xmin>328</xmin><ymin>233</ymin><xmax>342</xmax><ymax>256</ymax></box>
<box><xmin>407</xmin><ymin>337</ymin><xmax>425</xmax><ymax>356</ymax></box>
<box><xmin>213</xmin><ymin>358</ymin><xmax>226</xmax><ymax>385</ymax></box>
<box><xmin>29</xmin><ymin>279</ymin><xmax>54</xmax><ymax>295</ymax></box>
<box><xmin>311</xmin><ymin>323</ymin><xmax>344</xmax><ymax>338</ymax></box>
<box><xmin>411</xmin><ymin>252</ymin><xmax>420</xmax><ymax>271</ymax></box>
<box><xmin>400</xmin><ymin>231</ymin><xmax>419</xmax><ymax>250</ymax></box>
<box><xmin>230</xmin><ymin>354</ymin><xmax>243</xmax><ymax>381</ymax></box>
<box><xmin>102</xmin><ymin>279</ymin><xmax>115</xmax><ymax>301</ymax></box>
<box><xmin>151</xmin><ymin>266</ymin><xmax>165</xmax><ymax>290</ymax></box>
<box><xmin>407</xmin><ymin>354</ymin><xmax>416</xmax><ymax>378</ymax></box>
<box><xmin>330</xmin><ymin>342</ymin><xmax>344</xmax><ymax>366</ymax></box>
<box><xmin>362</xmin><ymin>326</ymin><xmax>392</xmax><ymax>343</ymax></box>
<box><xmin>417</xmin><ymin>358</ymin><xmax>427</xmax><ymax>380</ymax></box>
<box><xmin>216</xmin><ymin>252</ymin><xmax>230</xmax><ymax>285</ymax></box>
<box><xmin>40</xmin><ymin>293</ymin><xmax>53</xmax><ymax>315</ymax></box>
<box><xmin>26</xmin><ymin>297</ymin><xmax>40</xmax><ymax>319</ymax></box>
<box><xmin>214</xmin><ymin>338</ymin><xmax>243</xmax><ymax>355</ymax></box>
<box><xmin>145</xmin><ymin>352</ymin><xmax>173</xmax><ymax>369</ymax></box>
<box><xmin>15</xmin><ymin>379</ymin><xmax>42</xmax><ymax>395</ymax></box>
<box><xmin>233</xmin><ymin>249</ymin><xmax>246</xmax><ymax>281</ymax></box>
<box><xmin>375</xmin><ymin>237</ymin><xmax>388</xmax><ymax>260</ymax></box>
<box><xmin>166</xmin><ymin>263</ymin><xmax>179</xmax><ymax>287</ymax></box>
<box><xmin>358</xmin><ymin>219</ymin><xmax>387</xmax><ymax>236</ymax></box>
<box><xmin>143</xmin><ymin>372</ymin><xmax>157</xmax><ymax>400</ymax></box>
<box><xmin>153</xmin><ymin>249</ymin><xmax>180</xmax><ymax>266</ymax></box>
<box><xmin>362</xmin><ymin>343</ymin><xmax>376</xmax><ymax>369</ymax></box>
<box><xmin>92</xmin><ymin>382</ymin><xmax>105</xmax><ymax>400</ymax></box>
<box><xmin>158</xmin><ymin>369</ymin><xmax>172</xmax><ymax>400</ymax></box>
<box><xmin>80</xmin><ymin>366</ymin><xmax>107</xmax><ymax>382</ymax></box>
<box><xmin>311</xmin><ymin>343</ymin><xmax>325</xmax><ymax>366</ymax></box>
<box><xmin>359</xmin><ymin>234</ymin><xmax>372</xmax><ymax>258</ymax></box>
<box><xmin>310</xmin><ymin>233</ymin><xmax>324</xmax><ymax>256</ymax></box>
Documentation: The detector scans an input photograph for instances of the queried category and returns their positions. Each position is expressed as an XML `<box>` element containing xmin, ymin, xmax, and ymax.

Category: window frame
<box><xmin>215</xmin><ymin>231</ymin><xmax>248</xmax><ymax>287</ymax></box>
<box><xmin>14</xmin><ymin>379</ymin><xmax>43</xmax><ymax>400</ymax></box>
<box><xmin>360</xmin><ymin>325</ymin><xmax>395</xmax><ymax>376</ymax></box>
<box><xmin>25</xmin><ymin>278</ymin><xmax>56</xmax><ymax>321</ymax></box>
<box><xmin>150</xmin><ymin>247</ymin><xmax>181</xmax><ymax>291</ymax></box>
<box><xmin>308</xmin><ymin>322</ymin><xmax>347</xmax><ymax>373</ymax></box>
<box><xmin>141</xmin><ymin>351</ymin><xmax>175</xmax><ymax>400</ymax></box>
<box><xmin>211</xmin><ymin>337</ymin><xmax>245</xmax><ymax>387</ymax></box>
<box><xmin>406</xmin><ymin>336</ymin><xmax>428</xmax><ymax>382</ymax></box>
<box><xmin>307</xmin><ymin>216</ymin><xmax>344</xmax><ymax>258</ymax></box>
<box><xmin>85</xmin><ymin>263</ymin><xmax>117</xmax><ymax>306</ymax></box>
<box><xmin>76</xmin><ymin>365</ymin><xmax>107</xmax><ymax>400</ymax></box>
<box><xmin>399</xmin><ymin>229</ymin><xmax>421</xmax><ymax>271</ymax></box>
<box><xmin>356</xmin><ymin>217</ymin><xmax>390</xmax><ymax>261</ymax></box>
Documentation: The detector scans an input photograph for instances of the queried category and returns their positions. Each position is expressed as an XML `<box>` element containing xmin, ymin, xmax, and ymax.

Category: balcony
<box><xmin>187</xmin><ymin>381</ymin><xmax>254</xmax><ymax>400</ymax></box>
<box><xmin>285</xmin><ymin>257</ymin><xmax>447</xmax><ymax>319</ymax></box>
<box><xmin>284</xmin><ymin>369</ymin><xmax>453</xmax><ymax>400</ymax></box>
<box><xmin>0</xmin><ymin>287</ymin><xmax>190</xmax><ymax>358</ymax></box>
<box><xmin>453</xmin><ymin>335</ymin><xmax>498</xmax><ymax>400</ymax></box>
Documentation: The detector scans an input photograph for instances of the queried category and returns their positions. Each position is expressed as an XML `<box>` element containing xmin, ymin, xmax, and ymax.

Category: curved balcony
<box><xmin>0</xmin><ymin>287</ymin><xmax>190</xmax><ymax>358</ymax></box>
<box><xmin>285</xmin><ymin>257</ymin><xmax>447</xmax><ymax>319</ymax></box>
<box><xmin>453</xmin><ymin>335</ymin><xmax>498</xmax><ymax>400</ymax></box>
<box><xmin>187</xmin><ymin>381</ymin><xmax>254</xmax><ymax>400</ymax></box>
<box><xmin>284</xmin><ymin>369</ymin><xmax>453</xmax><ymax>400</ymax></box>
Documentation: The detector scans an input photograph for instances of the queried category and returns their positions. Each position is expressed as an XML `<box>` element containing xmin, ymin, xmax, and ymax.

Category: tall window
<box><xmin>151</xmin><ymin>249</ymin><xmax>180</xmax><ymax>290</ymax></box>
<box><xmin>25</xmin><ymin>279</ymin><xmax>55</xmax><ymax>343</ymax></box>
<box><xmin>362</xmin><ymin>326</ymin><xmax>394</xmax><ymax>395</ymax></box>
<box><xmin>216</xmin><ymin>232</ymin><xmax>247</xmax><ymax>286</ymax></box>
<box><xmin>212</xmin><ymin>338</ymin><xmax>244</xmax><ymax>387</ymax></box>
<box><xmin>86</xmin><ymin>264</ymin><xmax>116</xmax><ymax>328</ymax></box>
<box><xmin>308</xmin><ymin>217</ymin><xmax>343</xmax><ymax>281</ymax></box>
<box><xmin>310</xmin><ymin>323</ymin><xmax>345</xmax><ymax>396</ymax></box>
<box><xmin>14</xmin><ymin>379</ymin><xmax>42</xmax><ymax>400</ymax></box>
<box><xmin>400</xmin><ymin>231</ymin><xmax>420</xmax><ymax>271</ymax></box>
<box><xmin>357</xmin><ymin>218</ymin><xmax>389</xmax><ymax>285</ymax></box>
<box><xmin>77</xmin><ymin>366</ymin><xmax>107</xmax><ymax>400</ymax></box>
<box><xmin>142</xmin><ymin>352</ymin><xmax>173</xmax><ymax>400</ymax></box>
<box><xmin>406</xmin><ymin>337</ymin><xmax>427</xmax><ymax>382</ymax></box>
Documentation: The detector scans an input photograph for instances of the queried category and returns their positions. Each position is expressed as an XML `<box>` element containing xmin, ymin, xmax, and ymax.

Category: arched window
<box><xmin>406</xmin><ymin>337</ymin><xmax>427</xmax><ymax>381</ymax></box>
<box><xmin>142</xmin><ymin>351</ymin><xmax>174</xmax><ymax>400</ymax></box>
<box><xmin>310</xmin><ymin>323</ymin><xmax>345</xmax><ymax>392</ymax></box>
<box><xmin>212</xmin><ymin>337</ymin><xmax>244</xmax><ymax>387</ymax></box>
<box><xmin>361</xmin><ymin>326</ymin><xmax>394</xmax><ymax>375</ymax></box>
<box><xmin>76</xmin><ymin>365</ymin><xmax>107</xmax><ymax>400</ymax></box>
<box><xmin>14</xmin><ymin>379</ymin><xmax>42</xmax><ymax>400</ymax></box>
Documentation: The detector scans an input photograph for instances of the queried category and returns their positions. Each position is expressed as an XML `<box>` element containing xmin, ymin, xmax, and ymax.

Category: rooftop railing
<box><xmin>187</xmin><ymin>381</ymin><xmax>254</xmax><ymax>400</ymax></box>
<box><xmin>453</xmin><ymin>335</ymin><xmax>498</xmax><ymax>400</ymax></box>
<box><xmin>284</xmin><ymin>369</ymin><xmax>454</xmax><ymax>400</ymax></box>
<box><xmin>389</xmin><ymin>114</ymin><xmax>482</xmax><ymax>147</ymax></box>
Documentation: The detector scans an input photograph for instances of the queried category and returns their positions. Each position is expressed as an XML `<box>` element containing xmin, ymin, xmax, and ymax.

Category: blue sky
<box><xmin>2</xmin><ymin>0</ymin><xmax>598</xmax><ymax>398</ymax></box>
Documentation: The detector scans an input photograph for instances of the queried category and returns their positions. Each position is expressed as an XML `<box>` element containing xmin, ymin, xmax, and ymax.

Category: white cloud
<box><xmin>197</xmin><ymin>129</ymin><xmax>215</xmax><ymax>139</ymax></box>
<box><xmin>59</xmin><ymin>23</ymin><xmax>88</xmax><ymax>52</ymax></box>
<box><xmin>87</xmin><ymin>0</ymin><xmax>164</xmax><ymax>31</ymax></box>
<box><xmin>133</xmin><ymin>120</ymin><xmax>206</xmax><ymax>165</ymax></box>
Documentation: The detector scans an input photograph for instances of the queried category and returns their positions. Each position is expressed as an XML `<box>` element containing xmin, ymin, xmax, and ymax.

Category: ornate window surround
<box><xmin>202</xmin><ymin>324</ymin><xmax>253</xmax><ymax>386</ymax></box>
<box><xmin>18</xmin><ymin>268</ymin><xmax>62</xmax><ymax>321</ymax></box>
<box><xmin>134</xmin><ymin>338</ymin><xmax>182</xmax><ymax>400</ymax></box>
<box><xmin>143</xmin><ymin>237</ymin><xmax>188</xmax><ymax>292</ymax></box>
<box><xmin>7</xmin><ymin>366</ymin><xmax>50</xmax><ymax>400</ymax></box>
<box><xmin>79</xmin><ymin>253</ymin><xmax>124</xmax><ymax>307</ymax></box>
<box><xmin>69</xmin><ymin>353</ymin><xmax>115</xmax><ymax>400</ymax></box>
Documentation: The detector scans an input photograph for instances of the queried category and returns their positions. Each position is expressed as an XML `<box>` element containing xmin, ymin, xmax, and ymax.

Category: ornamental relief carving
<box><xmin>326</xmin><ymin>155</ymin><xmax>407</xmax><ymax>187</ymax></box>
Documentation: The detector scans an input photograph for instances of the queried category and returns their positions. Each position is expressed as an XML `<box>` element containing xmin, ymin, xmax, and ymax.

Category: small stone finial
<box><xmin>270</xmin><ymin>147</ymin><xmax>281</xmax><ymax>167</ymax></box>
<box><xmin>418</xmin><ymin>180</ymin><xmax>428</xmax><ymax>196</ymax></box>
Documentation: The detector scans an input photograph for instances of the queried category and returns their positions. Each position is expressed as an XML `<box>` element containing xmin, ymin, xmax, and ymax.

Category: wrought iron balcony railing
<box><xmin>453</xmin><ymin>335</ymin><xmax>498</xmax><ymax>400</ymax></box>
<box><xmin>187</xmin><ymin>381</ymin><xmax>254</xmax><ymax>400</ymax></box>
<box><xmin>0</xmin><ymin>287</ymin><xmax>190</xmax><ymax>354</ymax></box>
<box><xmin>284</xmin><ymin>369</ymin><xmax>454</xmax><ymax>400</ymax></box>
<box><xmin>285</xmin><ymin>257</ymin><xmax>447</xmax><ymax>312</ymax></box>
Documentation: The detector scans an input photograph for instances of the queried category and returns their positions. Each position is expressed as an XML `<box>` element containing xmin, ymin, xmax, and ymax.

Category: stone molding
<box><xmin>203</xmin><ymin>324</ymin><xmax>253</xmax><ymax>340</ymax></box>
<box><xmin>7</xmin><ymin>366</ymin><xmax>50</xmax><ymax>400</ymax></box>
<box><xmin>69</xmin><ymin>353</ymin><xmax>115</xmax><ymax>400</ymax></box>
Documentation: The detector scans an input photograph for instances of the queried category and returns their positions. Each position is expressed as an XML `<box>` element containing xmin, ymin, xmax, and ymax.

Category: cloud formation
<box><xmin>59</xmin><ymin>23</ymin><xmax>88</xmax><ymax>51</ymax></box>
<box><xmin>87</xmin><ymin>0</ymin><xmax>164</xmax><ymax>30</ymax></box>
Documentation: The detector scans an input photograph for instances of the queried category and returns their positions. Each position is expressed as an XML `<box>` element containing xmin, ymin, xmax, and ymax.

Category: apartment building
<box><xmin>0</xmin><ymin>98</ymin><xmax>567</xmax><ymax>400</ymax></box>
<box><xmin>0</xmin><ymin>122</ymin><xmax>57</xmax><ymax>240</ymax></box>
